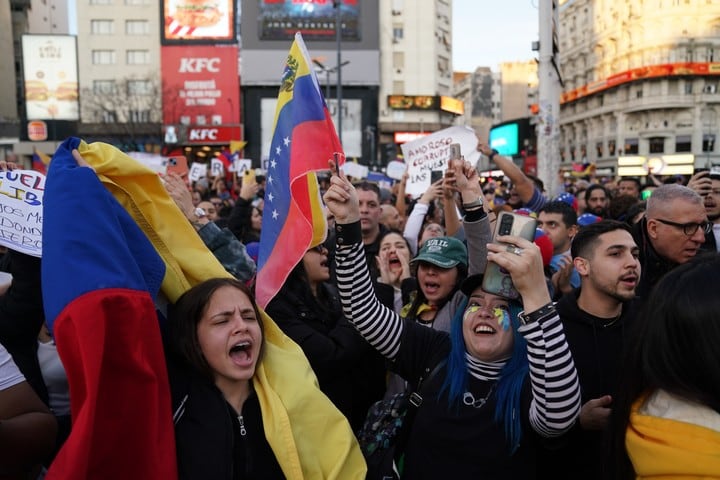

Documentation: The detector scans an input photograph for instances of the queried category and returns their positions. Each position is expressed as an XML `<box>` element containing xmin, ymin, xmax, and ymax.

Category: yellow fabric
<box><xmin>626</xmin><ymin>396</ymin><xmax>720</xmax><ymax>479</ymax></box>
<box><xmin>229</xmin><ymin>140</ymin><xmax>247</xmax><ymax>153</ymax></box>
<box><xmin>76</xmin><ymin>140</ymin><xmax>366</xmax><ymax>480</ymax></box>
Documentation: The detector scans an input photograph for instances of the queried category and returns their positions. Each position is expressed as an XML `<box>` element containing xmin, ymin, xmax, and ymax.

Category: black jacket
<box><xmin>265</xmin><ymin>280</ymin><xmax>386</xmax><ymax>431</ymax></box>
<box><xmin>632</xmin><ymin>218</ymin><xmax>678</xmax><ymax>301</ymax></box>
<box><xmin>169</xmin><ymin>363</ymin><xmax>284</xmax><ymax>480</ymax></box>
<box><xmin>537</xmin><ymin>290</ymin><xmax>640</xmax><ymax>480</ymax></box>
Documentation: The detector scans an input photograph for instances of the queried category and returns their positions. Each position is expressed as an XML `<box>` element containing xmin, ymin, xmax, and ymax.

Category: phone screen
<box><xmin>430</xmin><ymin>170</ymin><xmax>444</xmax><ymax>184</ymax></box>
<box><xmin>449</xmin><ymin>143</ymin><xmax>461</xmax><ymax>160</ymax></box>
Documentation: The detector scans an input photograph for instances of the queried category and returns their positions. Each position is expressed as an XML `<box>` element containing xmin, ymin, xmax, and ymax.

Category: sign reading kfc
<box><xmin>186</xmin><ymin>126</ymin><xmax>242</xmax><ymax>144</ymax></box>
<box><xmin>161</xmin><ymin>45</ymin><xmax>240</xmax><ymax>126</ymax></box>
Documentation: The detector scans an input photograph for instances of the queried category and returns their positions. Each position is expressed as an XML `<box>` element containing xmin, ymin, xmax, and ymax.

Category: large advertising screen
<box><xmin>22</xmin><ymin>35</ymin><xmax>79</xmax><ymax>121</ymax></box>
<box><xmin>161</xmin><ymin>45</ymin><xmax>240</xmax><ymax>126</ymax></box>
<box><xmin>489</xmin><ymin>123</ymin><xmax>520</xmax><ymax>156</ymax></box>
<box><xmin>258</xmin><ymin>0</ymin><xmax>361</xmax><ymax>41</ymax></box>
<box><xmin>162</xmin><ymin>0</ymin><xmax>237</xmax><ymax>44</ymax></box>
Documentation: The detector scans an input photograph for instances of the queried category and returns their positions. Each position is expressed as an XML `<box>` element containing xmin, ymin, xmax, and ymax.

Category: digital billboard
<box><xmin>162</xmin><ymin>0</ymin><xmax>237</xmax><ymax>45</ymax></box>
<box><xmin>258</xmin><ymin>0</ymin><xmax>361</xmax><ymax>41</ymax></box>
<box><xmin>161</xmin><ymin>45</ymin><xmax>240</xmax><ymax>126</ymax></box>
<box><xmin>22</xmin><ymin>35</ymin><xmax>79</xmax><ymax>121</ymax></box>
<box><xmin>489</xmin><ymin>123</ymin><xmax>520</xmax><ymax>156</ymax></box>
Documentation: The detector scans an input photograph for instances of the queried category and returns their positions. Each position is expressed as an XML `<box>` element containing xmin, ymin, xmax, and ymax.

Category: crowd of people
<box><xmin>1</xmin><ymin>135</ymin><xmax>719</xmax><ymax>479</ymax></box>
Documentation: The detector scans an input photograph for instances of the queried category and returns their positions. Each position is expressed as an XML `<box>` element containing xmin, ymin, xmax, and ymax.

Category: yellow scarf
<box><xmin>627</xmin><ymin>393</ymin><xmax>720</xmax><ymax>479</ymax></box>
<box><xmin>77</xmin><ymin>140</ymin><xmax>366</xmax><ymax>479</ymax></box>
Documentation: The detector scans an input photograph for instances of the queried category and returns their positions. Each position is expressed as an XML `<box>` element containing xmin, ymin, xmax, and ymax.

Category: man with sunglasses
<box><xmin>634</xmin><ymin>184</ymin><xmax>709</xmax><ymax>299</ymax></box>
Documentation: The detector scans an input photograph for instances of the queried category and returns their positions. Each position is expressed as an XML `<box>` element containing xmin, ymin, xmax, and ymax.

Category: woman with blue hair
<box><xmin>325</xmin><ymin>160</ymin><xmax>581</xmax><ymax>478</ymax></box>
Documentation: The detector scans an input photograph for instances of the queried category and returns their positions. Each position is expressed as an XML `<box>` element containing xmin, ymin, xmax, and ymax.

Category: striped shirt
<box><xmin>336</xmin><ymin>236</ymin><xmax>580</xmax><ymax>438</ymax></box>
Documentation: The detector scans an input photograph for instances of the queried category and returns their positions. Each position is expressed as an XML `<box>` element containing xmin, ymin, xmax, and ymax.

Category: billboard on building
<box><xmin>162</xmin><ymin>0</ymin><xmax>237</xmax><ymax>44</ymax></box>
<box><xmin>258</xmin><ymin>0</ymin><xmax>361</xmax><ymax>41</ymax></box>
<box><xmin>161</xmin><ymin>45</ymin><xmax>240</xmax><ymax>127</ymax></box>
<box><xmin>22</xmin><ymin>35</ymin><xmax>79</xmax><ymax>121</ymax></box>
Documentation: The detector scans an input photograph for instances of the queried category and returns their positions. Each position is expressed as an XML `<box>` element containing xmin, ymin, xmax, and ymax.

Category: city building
<box><xmin>378</xmin><ymin>0</ymin><xmax>463</xmax><ymax>164</ymax></box>
<box><xmin>558</xmin><ymin>0</ymin><xmax>720</xmax><ymax>177</ymax></box>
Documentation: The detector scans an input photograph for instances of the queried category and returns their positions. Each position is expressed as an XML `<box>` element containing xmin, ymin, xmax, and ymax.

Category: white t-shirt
<box><xmin>0</xmin><ymin>343</ymin><xmax>25</xmax><ymax>391</ymax></box>
<box><xmin>37</xmin><ymin>340</ymin><xmax>71</xmax><ymax>416</ymax></box>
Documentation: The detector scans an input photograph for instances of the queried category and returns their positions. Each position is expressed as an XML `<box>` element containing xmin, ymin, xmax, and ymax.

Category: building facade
<box><xmin>558</xmin><ymin>0</ymin><xmax>720</xmax><ymax>177</ymax></box>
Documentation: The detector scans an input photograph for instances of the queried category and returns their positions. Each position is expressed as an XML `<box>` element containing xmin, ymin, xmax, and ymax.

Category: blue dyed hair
<box><xmin>440</xmin><ymin>297</ymin><xmax>529</xmax><ymax>453</ymax></box>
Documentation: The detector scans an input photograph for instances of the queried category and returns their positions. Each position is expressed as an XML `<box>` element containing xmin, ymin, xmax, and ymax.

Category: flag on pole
<box><xmin>255</xmin><ymin>32</ymin><xmax>344</xmax><ymax>308</ymax></box>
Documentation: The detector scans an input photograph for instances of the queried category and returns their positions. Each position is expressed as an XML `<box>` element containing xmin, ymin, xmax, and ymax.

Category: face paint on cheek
<box><xmin>494</xmin><ymin>308</ymin><xmax>510</xmax><ymax>331</ymax></box>
<box><xmin>464</xmin><ymin>305</ymin><xmax>480</xmax><ymax>322</ymax></box>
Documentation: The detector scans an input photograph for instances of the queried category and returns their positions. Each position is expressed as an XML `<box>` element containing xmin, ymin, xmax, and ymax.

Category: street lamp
<box><xmin>334</xmin><ymin>0</ymin><xmax>343</xmax><ymax>145</ymax></box>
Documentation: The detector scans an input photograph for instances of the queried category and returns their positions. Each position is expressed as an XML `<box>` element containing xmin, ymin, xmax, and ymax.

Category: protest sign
<box><xmin>234</xmin><ymin>159</ymin><xmax>252</xmax><ymax>175</ymax></box>
<box><xmin>189</xmin><ymin>162</ymin><xmax>208</xmax><ymax>182</ymax></box>
<box><xmin>0</xmin><ymin>169</ymin><xmax>45</xmax><ymax>257</ymax></box>
<box><xmin>210</xmin><ymin>158</ymin><xmax>224</xmax><ymax>177</ymax></box>
<box><xmin>342</xmin><ymin>161</ymin><xmax>368</xmax><ymax>180</ymax></box>
<box><xmin>386</xmin><ymin>160</ymin><xmax>407</xmax><ymax>181</ymax></box>
<box><xmin>400</xmin><ymin>126</ymin><xmax>479</xmax><ymax>198</ymax></box>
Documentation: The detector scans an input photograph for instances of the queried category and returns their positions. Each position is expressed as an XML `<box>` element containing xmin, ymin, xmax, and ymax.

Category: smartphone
<box><xmin>482</xmin><ymin>211</ymin><xmax>538</xmax><ymax>300</ymax></box>
<box><xmin>244</xmin><ymin>168</ymin><xmax>256</xmax><ymax>185</ymax></box>
<box><xmin>449</xmin><ymin>143</ymin><xmax>462</xmax><ymax>160</ymax></box>
<box><xmin>430</xmin><ymin>169</ymin><xmax>444</xmax><ymax>184</ymax></box>
<box><xmin>166</xmin><ymin>155</ymin><xmax>188</xmax><ymax>177</ymax></box>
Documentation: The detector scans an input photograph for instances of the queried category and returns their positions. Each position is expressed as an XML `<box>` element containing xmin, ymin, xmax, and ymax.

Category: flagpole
<box><xmin>334</xmin><ymin>0</ymin><xmax>342</xmax><ymax>146</ymax></box>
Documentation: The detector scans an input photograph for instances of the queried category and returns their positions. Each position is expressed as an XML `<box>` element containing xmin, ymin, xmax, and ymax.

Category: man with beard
<box><xmin>688</xmin><ymin>169</ymin><xmax>720</xmax><ymax>252</ymax></box>
<box><xmin>355</xmin><ymin>181</ymin><xmax>389</xmax><ymax>282</ymax></box>
<box><xmin>584</xmin><ymin>184</ymin><xmax>610</xmax><ymax>217</ymax></box>
<box><xmin>633</xmin><ymin>184</ymin><xmax>708</xmax><ymax>299</ymax></box>
<box><xmin>537</xmin><ymin>220</ymin><xmax>641</xmax><ymax>480</ymax></box>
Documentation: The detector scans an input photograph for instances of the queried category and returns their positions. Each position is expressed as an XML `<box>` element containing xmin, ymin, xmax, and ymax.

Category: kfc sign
<box><xmin>186</xmin><ymin>126</ymin><xmax>242</xmax><ymax>144</ymax></box>
<box><xmin>162</xmin><ymin>45</ymin><xmax>240</xmax><ymax>125</ymax></box>
<box><xmin>179</xmin><ymin>57</ymin><xmax>221</xmax><ymax>73</ymax></box>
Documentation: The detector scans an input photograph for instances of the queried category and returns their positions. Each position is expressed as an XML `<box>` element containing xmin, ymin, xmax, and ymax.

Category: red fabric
<box><xmin>46</xmin><ymin>289</ymin><xmax>177</xmax><ymax>480</ymax></box>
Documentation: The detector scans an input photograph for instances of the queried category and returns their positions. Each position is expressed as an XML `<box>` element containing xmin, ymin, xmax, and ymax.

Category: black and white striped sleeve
<box><xmin>334</xmin><ymin>221</ymin><xmax>403</xmax><ymax>360</ymax></box>
<box><xmin>519</xmin><ymin>307</ymin><xmax>581</xmax><ymax>437</ymax></box>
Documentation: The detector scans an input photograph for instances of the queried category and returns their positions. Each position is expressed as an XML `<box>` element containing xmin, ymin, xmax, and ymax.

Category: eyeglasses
<box><xmin>654</xmin><ymin>218</ymin><xmax>712</xmax><ymax>236</ymax></box>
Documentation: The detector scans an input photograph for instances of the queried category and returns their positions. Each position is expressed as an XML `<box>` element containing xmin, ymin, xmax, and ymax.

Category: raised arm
<box><xmin>324</xmin><ymin>162</ymin><xmax>404</xmax><ymax>360</ymax></box>
<box><xmin>487</xmin><ymin>236</ymin><xmax>581</xmax><ymax>437</ymax></box>
<box><xmin>478</xmin><ymin>142</ymin><xmax>538</xmax><ymax>206</ymax></box>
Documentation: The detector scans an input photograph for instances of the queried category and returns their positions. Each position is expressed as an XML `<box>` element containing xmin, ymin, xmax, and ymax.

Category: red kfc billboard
<box><xmin>161</xmin><ymin>44</ymin><xmax>240</xmax><ymax>127</ymax></box>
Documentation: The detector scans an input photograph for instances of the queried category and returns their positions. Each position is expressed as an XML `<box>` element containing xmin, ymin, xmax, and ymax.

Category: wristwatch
<box><xmin>194</xmin><ymin>207</ymin><xmax>207</xmax><ymax>219</ymax></box>
<box><xmin>518</xmin><ymin>302</ymin><xmax>555</xmax><ymax>325</ymax></box>
<box><xmin>487</xmin><ymin>149</ymin><xmax>499</xmax><ymax>162</ymax></box>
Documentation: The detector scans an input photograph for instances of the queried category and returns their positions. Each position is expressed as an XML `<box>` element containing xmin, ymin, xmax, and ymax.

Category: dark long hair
<box><xmin>606</xmin><ymin>252</ymin><xmax>720</xmax><ymax>479</ymax></box>
<box><xmin>167</xmin><ymin>278</ymin><xmax>265</xmax><ymax>382</ymax></box>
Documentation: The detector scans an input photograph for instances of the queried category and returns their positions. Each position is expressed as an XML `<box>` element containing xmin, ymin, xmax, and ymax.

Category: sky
<box><xmin>452</xmin><ymin>0</ymin><xmax>540</xmax><ymax>72</ymax></box>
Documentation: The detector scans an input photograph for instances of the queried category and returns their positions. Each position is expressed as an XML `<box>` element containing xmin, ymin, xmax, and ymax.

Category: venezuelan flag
<box><xmin>256</xmin><ymin>33</ymin><xmax>344</xmax><ymax>308</ymax></box>
<box><xmin>41</xmin><ymin>138</ymin><xmax>177</xmax><ymax>479</ymax></box>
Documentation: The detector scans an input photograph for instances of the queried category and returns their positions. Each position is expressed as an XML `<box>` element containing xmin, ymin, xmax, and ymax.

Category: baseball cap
<box><xmin>411</xmin><ymin>236</ymin><xmax>468</xmax><ymax>269</ymax></box>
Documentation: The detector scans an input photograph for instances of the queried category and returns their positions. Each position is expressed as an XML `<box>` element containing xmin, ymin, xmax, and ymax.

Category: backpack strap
<box><xmin>408</xmin><ymin>359</ymin><xmax>447</xmax><ymax>408</ymax></box>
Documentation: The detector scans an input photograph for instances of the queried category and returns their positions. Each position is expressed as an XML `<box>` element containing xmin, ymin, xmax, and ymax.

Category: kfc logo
<box><xmin>189</xmin><ymin>128</ymin><xmax>218</xmax><ymax>141</ymax></box>
<box><xmin>179</xmin><ymin>58</ymin><xmax>221</xmax><ymax>73</ymax></box>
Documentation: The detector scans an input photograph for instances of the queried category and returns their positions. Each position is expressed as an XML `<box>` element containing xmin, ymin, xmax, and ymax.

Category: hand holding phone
<box><xmin>689</xmin><ymin>168</ymin><xmax>713</xmax><ymax>196</ymax></box>
<box><xmin>482</xmin><ymin>212</ymin><xmax>538</xmax><ymax>300</ymax></box>
<box><xmin>166</xmin><ymin>155</ymin><xmax>189</xmax><ymax>178</ymax></box>
<box><xmin>244</xmin><ymin>168</ymin><xmax>256</xmax><ymax>186</ymax></box>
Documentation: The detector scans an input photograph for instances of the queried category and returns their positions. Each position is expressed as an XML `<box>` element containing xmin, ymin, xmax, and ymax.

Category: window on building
<box><xmin>100</xmin><ymin>110</ymin><xmax>117</xmax><ymax>123</ymax></box>
<box><xmin>685</xmin><ymin>46</ymin><xmax>694</xmax><ymax>62</ymax></box>
<box><xmin>129</xmin><ymin>110</ymin><xmax>150</xmax><ymax>122</ymax></box>
<box><xmin>636</xmin><ymin>89</ymin><xmax>643</xmax><ymax>98</ymax></box>
<box><xmin>93</xmin><ymin>80</ymin><xmax>116</xmax><ymax>94</ymax></box>
<box><xmin>393</xmin><ymin>52</ymin><xmax>404</xmax><ymax>70</ymax></box>
<box><xmin>624</xmin><ymin>138</ymin><xmax>639</xmax><ymax>154</ymax></box>
<box><xmin>91</xmin><ymin>19</ymin><xmax>114</xmax><ymax>34</ymax></box>
<box><xmin>127</xmin><ymin>79</ymin><xmax>152</xmax><ymax>95</ymax></box>
<box><xmin>703</xmin><ymin>134</ymin><xmax>715</xmax><ymax>152</ymax></box>
<box><xmin>708</xmin><ymin>47</ymin><xmax>715</xmax><ymax>62</ymax></box>
<box><xmin>608</xmin><ymin>139</ymin><xmax>616</xmax><ymax>156</ymax></box>
<box><xmin>649</xmin><ymin>137</ymin><xmax>665</xmax><ymax>154</ymax></box>
<box><xmin>393</xmin><ymin>24</ymin><xmax>403</xmax><ymax>42</ymax></box>
<box><xmin>596</xmin><ymin>141</ymin><xmax>604</xmax><ymax>157</ymax></box>
<box><xmin>125</xmin><ymin>20</ymin><xmax>149</xmax><ymax>35</ymax></box>
<box><xmin>685</xmin><ymin>82</ymin><xmax>693</xmax><ymax>94</ymax></box>
<box><xmin>675</xmin><ymin>135</ymin><xmax>692</xmax><ymax>152</ymax></box>
<box><xmin>92</xmin><ymin>50</ymin><xmax>116</xmax><ymax>65</ymax></box>
<box><xmin>126</xmin><ymin>50</ymin><xmax>150</xmax><ymax>65</ymax></box>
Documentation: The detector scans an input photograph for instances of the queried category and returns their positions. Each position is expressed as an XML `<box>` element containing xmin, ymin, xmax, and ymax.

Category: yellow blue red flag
<box><xmin>256</xmin><ymin>33</ymin><xmax>344</xmax><ymax>308</ymax></box>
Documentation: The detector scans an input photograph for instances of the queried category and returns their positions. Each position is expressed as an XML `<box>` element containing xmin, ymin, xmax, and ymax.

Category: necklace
<box><xmin>462</xmin><ymin>383</ymin><xmax>496</xmax><ymax>409</ymax></box>
<box><xmin>601</xmin><ymin>313</ymin><xmax>621</xmax><ymax>328</ymax></box>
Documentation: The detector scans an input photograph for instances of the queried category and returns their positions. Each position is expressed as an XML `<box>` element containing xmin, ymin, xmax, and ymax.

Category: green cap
<box><xmin>411</xmin><ymin>236</ymin><xmax>468</xmax><ymax>269</ymax></box>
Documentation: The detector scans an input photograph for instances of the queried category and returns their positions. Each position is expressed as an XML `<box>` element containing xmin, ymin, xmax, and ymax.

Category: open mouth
<box><xmin>473</xmin><ymin>324</ymin><xmax>496</xmax><ymax>335</ymax></box>
<box><xmin>229</xmin><ymin>341</ymin><xmax>252</xmax><ymax>364</ymax></box>
<box><xmin>620</xmin><ymin>274</ymin><xmax>637</xmax><ymax>286</ymax></box>
<box><xmin>388</xmin><ymin>255</ymin><xmax>401</xmax><ymax>267</ymax></box>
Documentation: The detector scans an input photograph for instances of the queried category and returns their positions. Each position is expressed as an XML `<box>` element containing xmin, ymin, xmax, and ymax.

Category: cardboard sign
<box><xmin>233</xmin><ymin>159</ymin><xmax>252</xmax><ymax>175</ymax></box>
<box><xmin>385</xmin><ymin>160</ymin><xmax>407</xmax><ymax>181</ymax></box>
<box><xmin>210</xmin><ymin>158</ymin><xmax>224</xmax><ymax>177</ymax></box>
<box><xmin>0</xmin><ymin>170</ymin><xmax>45</xmax><ymax>257</ymax></box>
<box><xmin>400</xmin><ymin>126</ymin><xmax>479</xmax><ymax>198</ymax></box>
<box><xmin>189</xmin><ymin>162</ymin><xmax>208</xmax><ymax>182</ymax></box>
<box><xmin>342</xmin><ymin>161</ymin><xmax>368</xmax><ymax>180</ymax></box>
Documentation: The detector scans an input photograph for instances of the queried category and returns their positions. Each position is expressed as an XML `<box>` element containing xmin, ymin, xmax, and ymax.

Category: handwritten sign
<box><xmin>234</xmin><ymin>159</ymin><xmax>252</xmax><ymax>175</ymax></box>
<box><xmin>210</xmin><ymin>158</ymin><xmax>224</xmax><ymax>177</ymax></box>
<box><xmin>189</xmin><ymin>162</ymin><xmax>208</xmax><ymax>182</ymax></box>
<box><xmin>342</xmin><ymin>162</ymin><xmax>368</xmax><ymax>180</ymax></box>
<box><xmin>385</xmin><ymin>160</ymin><xmax>407</xmax><ymax>181</ymax></box>
<box><xmin>400</xmin><ymin>126</ymin><xmax>480</xmax><ymax>198</ymax></box>
<box><xmin>0</xmin><ymin>169</ymin><xmax>45</xmax><ymax>257</ymax></box>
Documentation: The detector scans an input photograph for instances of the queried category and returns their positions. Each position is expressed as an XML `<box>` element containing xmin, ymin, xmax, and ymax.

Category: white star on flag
<box><xmin>276</xmin><ymin>146</ymin><xmax>282</xmax><ymax>155</ymax></box>
<box><xmin>283</xmin><ymin>137</ymin><xmax>291</xmax><ymax>146</ymax></box>
<box><xmin>272</xmin><ymin>210</ymin><xmax>279</xmax><ymax>220</ymax></box>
